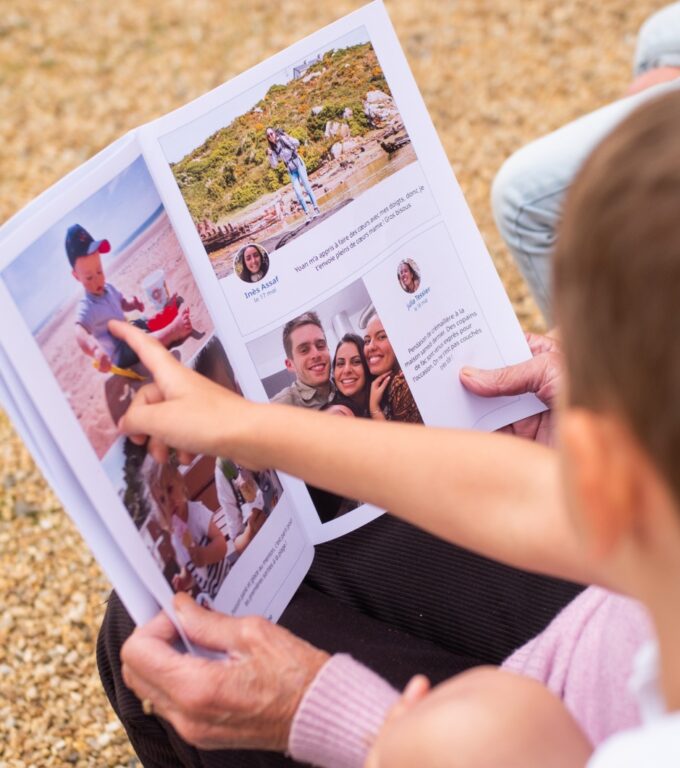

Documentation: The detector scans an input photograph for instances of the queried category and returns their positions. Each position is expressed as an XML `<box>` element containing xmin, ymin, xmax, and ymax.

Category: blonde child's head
<box><xmin>145</xmin><ymin>456</ymin><xmax>188</xmax><ymax>528</ymax></box>
<box><xmin>553</xmin><ymin>91</ymin><xmax>680</xmax><ymax>596</ymax></box>
<box><xmin>555</xmin><ymin>91</ymin><xmax>680</xmax><ymax>508</ymax></box>
<box><xmin>236</xmin><ymin>471</ymin><xmax>258</xmax><ymax>504</ymax></box>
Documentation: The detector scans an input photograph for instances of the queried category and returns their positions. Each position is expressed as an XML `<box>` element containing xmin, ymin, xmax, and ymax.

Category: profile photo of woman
<box><xmin>235</xmin><ymin>243</ymin><xmax>269</xmax><ymax>283</ymax></box>
<box><xmin>397</xmin><ymin>258</ymin><xmax>420</xmax><ymax>294</ymax></box>
<box><xmin>363</xmin><ymin>310</ymin><xmax>423</xmax><ymax>423</ymax></box>
<box><xmin>331</xmin><ymin>333</ymin><xmax>372</xmax><ymax>417</ymax></box>
<box><xmin>265</xmin><ymin>127</ymin><xmax>321</xmax><ymax>219</ymax></box>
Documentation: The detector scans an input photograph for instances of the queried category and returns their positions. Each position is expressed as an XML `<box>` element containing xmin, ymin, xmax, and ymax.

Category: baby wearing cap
<box><xmin>66</xmin><ymin>223</ymin><xmax>192</xmax><ymax>373</ymax></box>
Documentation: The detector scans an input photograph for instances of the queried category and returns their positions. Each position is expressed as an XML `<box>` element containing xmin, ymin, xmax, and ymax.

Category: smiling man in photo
<box><xmin>271</xmin><ymin>311</ymin><xmax>335</xmax><ymax>408</ymax></box>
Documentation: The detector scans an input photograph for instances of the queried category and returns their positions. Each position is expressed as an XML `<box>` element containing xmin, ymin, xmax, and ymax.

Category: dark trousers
<box><xmin>98</xmin><ymin>515</ymin><xmax>583</xmax><ymax>767</ymax></box>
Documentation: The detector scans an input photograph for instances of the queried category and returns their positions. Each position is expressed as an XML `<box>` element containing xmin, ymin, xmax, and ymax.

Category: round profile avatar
<box><xmin>235</xmin><ymin>243</ymin><xmax>270</xmax><ymax>283</ymax></box>
<box><xmin>397</xmin><ymin>258</ymin><xmax>420</xmax><ymax>294</ymax></box>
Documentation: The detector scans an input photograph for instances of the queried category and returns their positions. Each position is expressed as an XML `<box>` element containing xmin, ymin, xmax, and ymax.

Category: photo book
<box><xmin>0</xmin><ymin>1</ymin><xmax>544</xmax><ymax>646</ymax></box>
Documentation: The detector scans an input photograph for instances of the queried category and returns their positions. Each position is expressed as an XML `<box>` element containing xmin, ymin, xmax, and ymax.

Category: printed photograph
<box><xmin>123</xmin><ymin>442</ymin><xmax>283</xmax><ymax>602</ymax></box>
<box><xmin>160</xmin><ymin>27</ymin><xmax>417</xmax><ymax>279</ymax></box>
<box><xmin>2</xmin><ymin>156</ymin><xmax>212</xmax><ymax>459</ymax></box>
<box><xmin>234</xmin><ymin>242</ymin><xmax>270</xmax><ymax>283</ymax></box>
<box><xmin>2</xmin><ymin>159</ymin><xmax>284</xmax><ymax>595</ymax></box>
<box><xmin>118</xmin><ymin>332</ymin><xmax>283</xmax><ymax>598</ymax></box>
<box><xmin>397</xmin><ymin>258</ymin><xmax>421</xmax><ymax>294</ymax></box>
<box><xmin>246</xmin><ymin>278</ymin><xmax>422</xmax><ymax>523</ymax></box>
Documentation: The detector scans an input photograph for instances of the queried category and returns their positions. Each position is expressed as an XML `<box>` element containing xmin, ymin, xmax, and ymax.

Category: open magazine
<box><xmin>0</xmin><ymin>1</ymin><xmax>544</xmax><ymax>642</ymax></box>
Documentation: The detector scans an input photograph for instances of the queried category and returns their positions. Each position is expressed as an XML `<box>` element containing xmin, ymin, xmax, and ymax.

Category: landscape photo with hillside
<box><xmin>166</xmin><ymin>33</ymin><xmax>417</xmax><ymax>279</ymax></box>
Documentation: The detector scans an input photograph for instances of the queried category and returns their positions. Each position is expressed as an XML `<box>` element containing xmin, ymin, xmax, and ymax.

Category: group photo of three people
<box><xmin>270</xmin><ymin>306</ymin><xmax>422</xmax><ymax>425</ymax></box>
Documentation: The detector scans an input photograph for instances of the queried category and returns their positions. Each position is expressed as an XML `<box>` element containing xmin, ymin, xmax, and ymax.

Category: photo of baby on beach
<box><xmin>159</xmin><ymin>26</ymin><xmax>416</xmax><ymax>280</ymax></box>
<box><xmin>2</xmin><ymin>156</ymin><xmax>212</xmax><ymax>460</ymax></box>
<box><xmin>246</xmin><ymin>277</ymin><xmax>422</xmax><ymax>523</ymax></box>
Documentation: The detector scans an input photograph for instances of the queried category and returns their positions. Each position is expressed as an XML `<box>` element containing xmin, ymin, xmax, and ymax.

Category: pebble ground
<box><xmin>0</xmin><ymin>1</ymin><xmax>665</xmax><ymax>765</ymax></box>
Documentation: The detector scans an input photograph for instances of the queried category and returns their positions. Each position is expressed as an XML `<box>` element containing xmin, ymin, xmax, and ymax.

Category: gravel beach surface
<box><xmin>0</xmin><ymin>1</ymin><xmax>664</xmax><ymax>764</ymax></box>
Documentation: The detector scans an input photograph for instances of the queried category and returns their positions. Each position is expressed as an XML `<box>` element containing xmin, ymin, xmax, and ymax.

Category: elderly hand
<box><xmin>460</xmin><ymin>332</ymin><xmax>562</xmax><ymax>447</ymax></box>
<box><xmin>121</xmin><ymin>593</ymin><xmax>330</xmax><ymax>751</ymax></box>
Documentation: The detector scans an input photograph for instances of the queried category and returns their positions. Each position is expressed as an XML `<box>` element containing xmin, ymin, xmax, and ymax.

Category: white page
<box><xmin>0</xmin><ymin>346</ymin><xmax>160</xmax><ymax>626</ymax></box>
<box><xmin>138</xmin><ymin>1</ymin><xmax>544</xmax><ymax>544</ymax></box>
<box><xmin>0</xmin><ymin>138</ymin><xmax>313</xmax><ymax>629</ymax></box>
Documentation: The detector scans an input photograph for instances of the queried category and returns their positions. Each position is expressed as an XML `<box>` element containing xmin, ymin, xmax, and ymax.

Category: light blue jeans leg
<box><xmin>289</xmin><ymin>168</ymin><xmax>309</xmax><ymax>214</ymax></box>
<box><xmin>635</xmin><ymin>2</ymin><xmax>680</xmax><ymax>73</ymax></box>
<box><xmin>492</xmin><ymin>2</ymin><xmax>680</xmax><ymax>322</ymax></box>
<box><xmin>296</xmin><ymin>161</ymin><xmax>319</xmax><ymax>210</ymax></box>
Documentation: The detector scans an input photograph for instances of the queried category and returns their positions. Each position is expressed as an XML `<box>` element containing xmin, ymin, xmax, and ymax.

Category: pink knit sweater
<box><xmin>288</xmin><ymin>586</ymin><xmax>653</xmax><ymax>767</ymax></box>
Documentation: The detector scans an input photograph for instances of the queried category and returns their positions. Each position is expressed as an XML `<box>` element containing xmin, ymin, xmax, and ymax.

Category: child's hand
<box><xmin>108</xmin><ymin>320</ymin><xmax>259</xmax><ymax>467</ymax></box>
<box><xmin>365</xmin><ymin>675</ymin><xmax>430</xmax><ymax>768</ymax></box>
<box><xmin>172</xmin><ymin>569</ymin><xmax>194</xmax><ymax>593</ymax></box>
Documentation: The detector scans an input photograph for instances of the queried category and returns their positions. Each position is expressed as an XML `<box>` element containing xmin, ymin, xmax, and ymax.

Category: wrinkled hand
<box><xmin>121</xmin><ymin>594</ymin><xmax>330</xmax><ymax>751</ymax></box>
<box><xmin>460</xmin><ymin>333</ymin><xmax>562</xmax><ymax>446</ymax></box>
<box><xmin>108</xmin><ymin>319</ymin><xmax>255</xmax><ymax>465</ymax></box>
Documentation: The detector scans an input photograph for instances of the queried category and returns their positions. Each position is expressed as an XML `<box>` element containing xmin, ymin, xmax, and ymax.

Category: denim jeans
<box><xmin>289</xmin><ymin>159</ymin><xmax>318</xmax><ymax>214</ymax></box>
<box><xmin>492</xmin><ymin>2</ymin><xmax>680</xmax><ymax>321</ymax></box>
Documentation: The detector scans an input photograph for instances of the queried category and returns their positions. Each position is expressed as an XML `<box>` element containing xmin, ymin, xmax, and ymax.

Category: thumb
<box><xmin>400</xmin><ymin>674</ymin><xmax>430</xmax><ymax>708</ymax></box>
<box><xmin>384</xmin><ymin>674</ymin><xmax>431</xmax><ymax>725</ymax></box>
<box><xmin>174</xmin><ymin>593</ymin><xmax>242</xmax><ymax>654</ymax></box>
<box><xmin>460</xmin><ymin>355</ymin><xmax>547</xmax><ymax>398</ymax></box>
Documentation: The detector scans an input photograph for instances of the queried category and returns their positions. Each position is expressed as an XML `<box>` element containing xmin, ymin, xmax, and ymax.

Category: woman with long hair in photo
<box><xmin>265</xmin><ymin>126</ymin><xmax>321</xmax><ymax>219</ymax></box>
<box><xmin>398</xmin><ymin>259</ymin><xmax>420</xmax><ymax>293</ymax></box>
<box><xmin>237</xmin><ymin>243</ymin><xmax>269</xmax><ymax>283</ymax></box>
<box><xmin>363</xmin><ymin>311</ymin><xmax>423</xmax><ymax>423</ymax></box>
<box><xmin>331</xmin><ymin>333</ymin><xmax>371</xmax><ymax>417</ymax></box>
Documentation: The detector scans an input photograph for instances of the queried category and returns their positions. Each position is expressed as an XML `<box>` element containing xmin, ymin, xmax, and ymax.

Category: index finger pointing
<box><xmin>108</xmin><ymin>320</ymin><xmax>183</xmax><ymax>380</ymax></box>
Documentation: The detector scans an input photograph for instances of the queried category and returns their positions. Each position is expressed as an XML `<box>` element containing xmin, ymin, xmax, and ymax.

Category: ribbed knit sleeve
<box><xmin>288</xmin><ymin>654</ymin><xmax>399</xmax><ymax>768</ymax></box>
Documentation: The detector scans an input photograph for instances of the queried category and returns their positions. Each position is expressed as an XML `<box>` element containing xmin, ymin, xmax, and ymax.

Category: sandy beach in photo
<box><xmin>35</xmin><ymin>211</ymin><xmax>213</xmax><ymax>458</ymax></box>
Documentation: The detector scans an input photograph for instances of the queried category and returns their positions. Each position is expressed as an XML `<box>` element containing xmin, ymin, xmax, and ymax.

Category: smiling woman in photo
<box><xmin>236</xmin><ymin>243</ymin><xmax>270</xmax><ymax>283</ymax></box>
<box><xmin>266</xmin><ymin>127</ymin><xmax>321</xmax><ymax>219</ymax></box>
<box><xmin>331</xmin><ymin>333</ymin><xmax>371</xmax><ymax>417</ymax></box>
<box><xmin>397</xmin><ymin>259</ymin><xmax>420</xmax><ymax>294</ymax></box>
<box><xmin>363</xmin><ymin>311</ymin><xmax>422</xmax><ymax>423</ymax></box>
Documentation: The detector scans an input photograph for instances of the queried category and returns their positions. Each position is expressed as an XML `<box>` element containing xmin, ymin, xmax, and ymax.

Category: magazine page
<box><xmin>0</xmin><ymin>137</ymin><xmax>314</xmax><ymax>629</ymax></box>
<box><xmin>0</xmin><ymin>347</ymin><xmax>161</xmax><ymax>625</ymax></box>
<box><xmin>138</xmin><ymin>1</ymin><xmax>545</xmax><ymax>545</ymax></box>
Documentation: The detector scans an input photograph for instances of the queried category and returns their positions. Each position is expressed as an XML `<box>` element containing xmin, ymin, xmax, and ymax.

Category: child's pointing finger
<box><xmin>108</xmin><ymin>319</ymin><xmax>183</xmax><ymax>380</ymax></box>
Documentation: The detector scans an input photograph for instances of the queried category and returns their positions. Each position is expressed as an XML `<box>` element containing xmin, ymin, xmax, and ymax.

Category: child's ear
<box><xmin>560</xmin><ymin>408</ymin><xmax>638</xmax><ymax>561</ymax></box>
